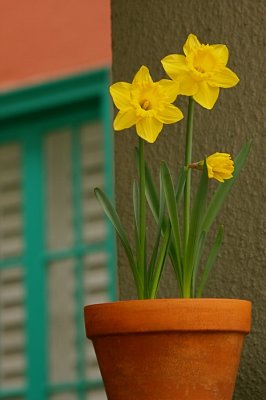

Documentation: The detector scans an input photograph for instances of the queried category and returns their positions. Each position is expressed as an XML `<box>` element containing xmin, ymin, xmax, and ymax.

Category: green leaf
<box><xmin>133</xmin><ymin>180</ymin><xmax>141</xmax><ymax>267</ymax></box>
<box><xmin>202</xmin><ymin>140</ymin><xmax>251</xmax><ymax>233</ymax></box>
<box><xmin>161</xmin><ymin>162</ymin><xmax>183</xmax><ymax>281</ymax></box>
<box><xmin>136</xmin><ymin>147</ymin><xmax>186</xmax><ymax>293</ymax></box>
<box><xmin>133</xmin><ymin>180</ymin><xmax>139</xmax><ymax>235</ymax></box>
<box><xmin>175</xmin><ymin>167</ymin><xmax>187</xmax><ymax>204</ymax></box>
<box><xmin>191</xmin><ymin>230</ymin><xmax>206</xmax><ymax>297</ymax></box>
<box><xmin>196</xmin><ymin>225</ymin><xmax>224</xmax><ymax>298</ymax></box>
<box><xmin>184</xmin><ymin>161</ymin><xmax>208</xmax><ymax>296</ymax></box>
<box><xmin>149</xmin><ymin>222</ymin><xmax>171</xmax><ymax>298</ymax></box>
<box><xmin>148</xmin><ymin>166</ymin><xmax>166</xmax><ymax>288</ymax></box>
<box><xmin>168</xmin><ymin>167</ymin><xmax>187</xmax><ymax>290</ymax></box>
<box><xmin>145</xmin><ymin>161</ymin><xmax>160</xmax><ymax>223</ymax></box>
<box><xmin>94</xmin><ymin>188</ymin><xmax>143</xmax><ymax>295</ymax></box>
<box><xmin>135</xmin><ymin>147</ymin><xmax>160</xmax><ymax>223</ymax></box>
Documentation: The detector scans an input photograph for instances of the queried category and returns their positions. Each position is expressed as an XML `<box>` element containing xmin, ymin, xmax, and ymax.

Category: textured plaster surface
<box><xmin>0</xmin><ymin>0</ymin><xmax>111</xmax><ymax>90</ymax></box>
<box><xmin>111</xmin><ymin>1</ymin><xmax>266</xmax><ymax>398</ymax></box>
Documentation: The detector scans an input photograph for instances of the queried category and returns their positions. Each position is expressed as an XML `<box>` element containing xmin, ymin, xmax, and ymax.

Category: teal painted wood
<box><xmin>0</xmin><ymin>68</ymin><xmax>109</xmax><ymax>121</ymax></box>
<box><xmin>0</xmin><ymin>67</ymin><xmax>116</xmax><ymax>400</ymax></box>
<box><xmin>22</xmin><ymin>132</ymin><xmax>47</xmax><ymax>400</ymax></box>
<box><xmin>0</xmin><ymin>98</ymin><xmax>100</xmax><ymax>140</ymax></box>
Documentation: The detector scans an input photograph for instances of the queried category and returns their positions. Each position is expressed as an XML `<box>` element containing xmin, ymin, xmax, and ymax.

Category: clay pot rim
<box><xmin>84</xmin><ymin>298</ymin><xmax>251</xmax><ymax>338</ymax></box>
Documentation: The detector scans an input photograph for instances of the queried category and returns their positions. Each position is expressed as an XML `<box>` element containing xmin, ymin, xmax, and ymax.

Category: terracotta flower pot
<box><xmin>84</xmin><ymin>299</ymin><xmax>251</xmax><ymax>400</ymax></box>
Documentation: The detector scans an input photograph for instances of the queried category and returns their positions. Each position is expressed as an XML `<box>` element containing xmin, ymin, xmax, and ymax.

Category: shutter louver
<box><xmin>0</xmin><ymin>268</ymin><xmax>26</xmax><ymax>389</ymax></box>
<box><xmin>81</xmin><ymin>124</ymin><xmax>107</xmax><ymax>244</ymax></box>
<box><xmin>0</xmin><ymin>144</ymin><xmax>23</xmax><ymax>258</ymax></box>
<box><xmin>0</xmin><ymin>144</ymin><xmax>26</xmax><ymax>392</ymax></box>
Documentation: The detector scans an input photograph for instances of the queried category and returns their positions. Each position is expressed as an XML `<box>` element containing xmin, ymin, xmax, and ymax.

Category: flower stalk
<box><xmin>184</xmin><ymin>97</ymin><xmax>194</xmax><ymax>252</ymax></box>
<box><xmin>138</xmin><ymin>137</ymin><xmax>146</xmax><ymax>299</ymax></box>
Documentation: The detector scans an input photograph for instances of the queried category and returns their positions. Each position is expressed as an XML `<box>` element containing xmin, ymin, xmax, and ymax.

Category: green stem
<box><xmin>139</xmin><ymin>137</ymin><xmax>146</xmax><ymax>298</ymax></box>
<box><xmin>184</xmin><ymin>97</ymin><xmax>194</xmax><ymax>253</ymax></box>
<box><xmin>183</xmin><ymin>285</ymin><xmax>191</xmax><ymax>298</ymax></box>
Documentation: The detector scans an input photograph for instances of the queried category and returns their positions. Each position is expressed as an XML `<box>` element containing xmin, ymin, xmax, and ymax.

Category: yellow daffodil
<box><xmin>189</xmin><ymin>152</ymin><xmax>234</xmax><ymax>182</ymax></box>
<box><xmin>161</xmin><ymin>33</ymin><xmax>239</xmax><ymax>110</ymax></box>
<box><xmin>109</xmin><ymin>65</ymin><xmax>183</xmax><ymax>143</ymax></box>
<box><xmin>206</xmin><ymin>153</ymin><xmax>234</xmax><ymax>182</ymax></box>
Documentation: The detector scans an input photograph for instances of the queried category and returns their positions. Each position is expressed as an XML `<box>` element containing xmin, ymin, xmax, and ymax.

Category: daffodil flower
<box><xmin>189</xmin><ymin>152</ymin><xmax>234</xmax><ymax>182</ymax></box>
<box><xmin>206</xmin><ymin>153</ymin><xmax>234</xmax><ymax>182</ymax></box>
<box><xmin>161</xmin><ymin>34</ymin><xmax>239</xmax><ymax>109</ymax></box>
<box><xmin>109</xmin><ymin>65</ymin><xmax>183</xmax><ymax>143</ymax></box>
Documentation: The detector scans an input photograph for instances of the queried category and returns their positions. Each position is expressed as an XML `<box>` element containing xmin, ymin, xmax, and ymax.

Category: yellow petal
<box><xmin>113</xmin><ymin>109</ymin><xmax>137</xmax><ymax>131</ymax></box>
<box><xmin>208</xmin><ymin>67</ymin><xmax>240</xmax><ymax>88</ymax></box>
<box><xmin>210</xmin><ymin>44</ymin><xmax>229</xmax><ymax>65</ymax></box>
<box><xmin>136</xmin><ymin>117</ymin><xmax>163</xmax><ymax>143</ymax></box>
<box><xmin>156</xmin><ymin>104</ymin><xmax>183</xmax><ymax>124</ymax></box>
<box><xmin>183</xmin><ymin>33</ymin><xmax>201</xmax><ymax>56</ymax></box>
<box><xmin>212</xmin><ymin>174</ymin><xmax>225</xmax><ymax>183</ymax></box>
<box><xmin>161</xmin><ymin>54</ymin><xmax>188</xmax><ymax>81</ymax></box>
<box><xmin>158</xmin><ymin>79</ymin><xmax>180</xmax><ymax>102</ymax></box>
<box><xmin>193</xmin><ymin>81</ymin><xmax>220</xmax><ymax>109</ymax></box>
<box><xmin>110</xmin><ymin>82</ymin><xmax>132</xmax><ymax>109</ymax></box>
<box><xmin>207</xmin><ymin>164</ymin><xmax>214</xmax><ymax>178</ymax></box>
<box><xmin>178</xmin><ymin>72</ymin><xmax>198</xmax><ymax>96</ymax></box>
<box><xmin>132</xmin><ymin>65</ymin><xmax>153</xmax><ymax>86</ymax></box>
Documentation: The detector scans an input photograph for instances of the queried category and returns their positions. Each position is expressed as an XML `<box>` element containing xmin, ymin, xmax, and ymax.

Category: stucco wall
<box><xmin>0</xmin><ymin>0</ymin><xmax>111</xmax><ymax>90</ymax></box>
<box><xmin>111</xmin><ymin>0</ymin><xmax>266</xmax><ymax>398</ymax></box>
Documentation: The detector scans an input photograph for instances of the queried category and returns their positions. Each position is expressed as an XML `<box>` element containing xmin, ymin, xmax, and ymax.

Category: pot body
<box><xmin>84</xmin><ymin>299</ymin><xmax>251</xmax><ymax>400</ymax></box>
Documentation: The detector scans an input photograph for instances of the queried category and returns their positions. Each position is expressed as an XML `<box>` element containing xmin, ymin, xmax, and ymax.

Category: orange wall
<box><xmin>0</xmin><ymin>0</ymin><xmax>111</xmax><ymax>90</ymax></box>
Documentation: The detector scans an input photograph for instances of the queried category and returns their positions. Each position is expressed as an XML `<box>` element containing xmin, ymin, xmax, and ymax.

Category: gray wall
<box><xmin>111</xmin><ymin>1</ymin><xmax>266</xmax><ymax>398</ymax></box>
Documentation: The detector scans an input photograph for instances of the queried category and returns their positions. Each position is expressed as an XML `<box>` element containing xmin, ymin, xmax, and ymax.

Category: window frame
<box><xmin>0</xmin><ymin>68</ymin><xmax>116</xmax><ymax>400</ymax></box>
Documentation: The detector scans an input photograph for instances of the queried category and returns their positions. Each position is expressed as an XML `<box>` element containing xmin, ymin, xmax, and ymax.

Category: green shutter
<box><xmin>0</xmin><ymin>69</ymin><xmax>116</xmax><ymax>400</ymax></box>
